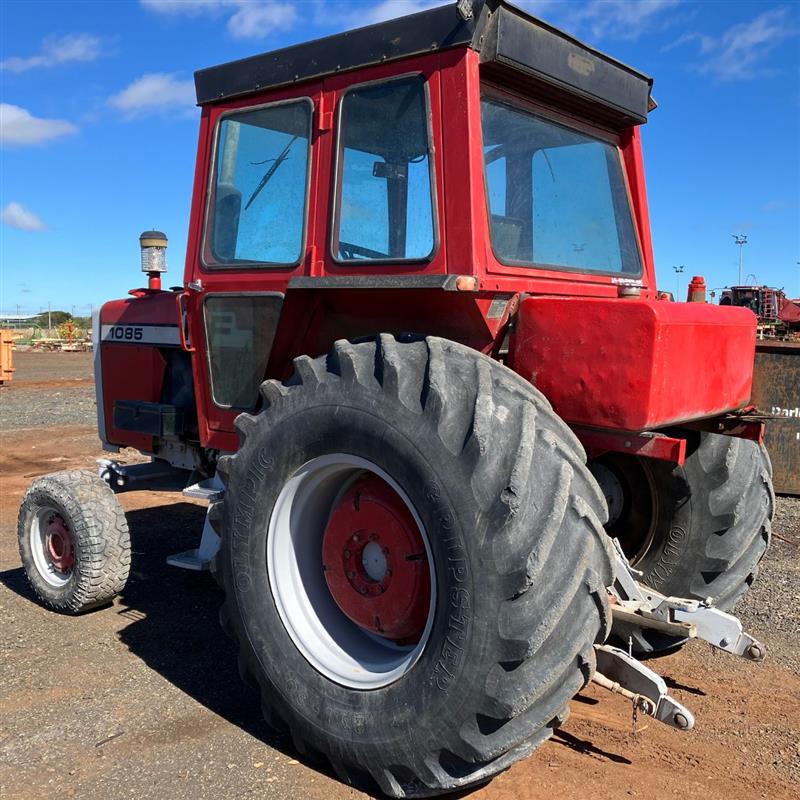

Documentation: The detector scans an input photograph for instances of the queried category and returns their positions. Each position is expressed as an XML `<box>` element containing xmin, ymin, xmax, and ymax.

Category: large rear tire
<box><xmin>214</xmin><ymin>336</ymin><xmax>613</xmax><ymax>798</ymax></box>
<box><xmin>591</xmin><ymin>434</ymin><xmax>773</xmax><ymax>655</ymax></box>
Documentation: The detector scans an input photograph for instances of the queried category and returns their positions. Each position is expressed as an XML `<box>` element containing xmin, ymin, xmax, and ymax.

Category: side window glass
<box><xmin>204</xmin><ymin>295</ymin><xmax>282</xmax><ymax>409</ymax></box>
<box><xmin>334</xmin><ymin>76</ymin><xmax>435</xmax><ymax>262</ymax></box>
<box><xmin>207</xmin><ymin>100</ymin><xmax>311</xmax><ymax>266</ymax></box>
<box><xmin>481</xmin><ymin>97</ymin><xmax>641</xmax><ymax>274</ymax></box>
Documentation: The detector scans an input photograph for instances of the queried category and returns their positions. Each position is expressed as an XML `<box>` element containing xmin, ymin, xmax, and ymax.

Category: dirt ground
<box><xmin>1</xmin><ymin>351</ymin><xmax>798</xmax><ymax>800</ymax></box>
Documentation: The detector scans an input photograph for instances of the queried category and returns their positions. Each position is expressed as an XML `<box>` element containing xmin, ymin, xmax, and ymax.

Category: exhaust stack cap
<box><xmin>139</xmin><ymin>230</ymin><xmax>168</xmax><ymax>274</ymax></box>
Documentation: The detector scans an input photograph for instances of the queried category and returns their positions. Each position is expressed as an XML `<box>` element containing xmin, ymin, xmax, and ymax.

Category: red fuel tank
<box><xmin>509</xmin><ymin>296</ymin><xmax>756</xmax><ymax>432</ymax></box>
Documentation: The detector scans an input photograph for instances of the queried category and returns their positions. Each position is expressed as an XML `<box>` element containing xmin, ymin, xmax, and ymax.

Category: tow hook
<box><xmin>592</xmin><ymin>644</ymin><xmax>695</xmax><ymax>732</ymax></box>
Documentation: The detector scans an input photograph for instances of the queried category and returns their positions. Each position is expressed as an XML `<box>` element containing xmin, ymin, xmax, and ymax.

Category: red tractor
<box><xmin>18</xmin><ymin>2</ymin><xmax>773</xmax><ymax>796</ymax></box>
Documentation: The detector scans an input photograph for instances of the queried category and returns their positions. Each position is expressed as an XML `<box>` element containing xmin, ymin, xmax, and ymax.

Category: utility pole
<box><xmin>673</xmin><ymin>265</ymin><xmax>685</xmax><ymax>300</ymax></box>
<box><xmin>732</xmin><ymin>234</ymin><xmax>747</xmax><ymax>285</ymax></box>
<box><xmin>48</xmin><ymin>301</ymin><xmax>52</xmax><ymax>334</ymax></box>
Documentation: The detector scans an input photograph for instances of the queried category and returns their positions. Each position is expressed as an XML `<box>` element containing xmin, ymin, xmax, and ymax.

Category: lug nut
<box><xmin>344</xmin><ymin>549</ymin><xmax>351</xmax><ymax>558</ymax></box>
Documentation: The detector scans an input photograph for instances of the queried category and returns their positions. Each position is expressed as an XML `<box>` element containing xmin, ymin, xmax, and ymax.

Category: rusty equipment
<box><xmin>753</xmin><ymin>340</ymin><xmax>800</xmax><ymax>495</ymax></box>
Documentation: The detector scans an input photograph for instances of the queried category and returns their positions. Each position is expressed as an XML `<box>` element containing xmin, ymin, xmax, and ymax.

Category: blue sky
<box><xmin>1</xmin><ymin>0</ymin><xmax>798</xmax><ymax>315</ymax></box>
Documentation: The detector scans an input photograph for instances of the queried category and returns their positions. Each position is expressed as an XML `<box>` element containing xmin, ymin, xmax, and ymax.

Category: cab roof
<box><xmin>194</xmin><ymin>0</ymin><xmax>654</xmax><ymax>128</ymax></box>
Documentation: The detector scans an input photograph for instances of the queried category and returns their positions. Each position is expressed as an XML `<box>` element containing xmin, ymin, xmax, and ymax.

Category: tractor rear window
<box><xmin>332</xmin><ymin>76</ymin><xmax>436</xmax><ymax>262</ymax></box>
<box><xmin>205</xmin><ymin>99</ymin><xmax>312</xmax><ymax>267</ymax></box>
<box><xmin>481</xmin><ymin>98</ymin><xmax>642</xmax><ymax>275</ymax></box>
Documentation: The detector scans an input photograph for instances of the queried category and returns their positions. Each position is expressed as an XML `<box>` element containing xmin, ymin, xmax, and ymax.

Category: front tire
<box><xmin>215</xmin><ymin>336</ymin><xmax>613</xmax><ymax>798</ymax></box>
<box><xmin>17</xmin><ymin>470</ymin><xmax>131</xmax><ymax>613</ymax></box>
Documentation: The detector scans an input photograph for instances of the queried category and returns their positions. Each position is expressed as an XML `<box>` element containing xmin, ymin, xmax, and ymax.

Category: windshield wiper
<box><xmin>244</xmin><ymin>135</ymin><xmax>299</xmax><ymax>211</ymax></box>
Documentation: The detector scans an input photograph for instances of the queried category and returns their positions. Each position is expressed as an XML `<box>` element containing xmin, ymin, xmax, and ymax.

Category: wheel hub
<box><xmin>45</xmin><ymin>514</ymin><xmax>74</xmax><ymax>573</ymax></box>
<box><xmin>322</xmin><ymin>474</ymin><xmax>430</xmax><ymax>643</ymax></box>
<box><xmin>590</xmin><ymin>462</ymin><xmax>626</xmax><ymax>527</ymax></box>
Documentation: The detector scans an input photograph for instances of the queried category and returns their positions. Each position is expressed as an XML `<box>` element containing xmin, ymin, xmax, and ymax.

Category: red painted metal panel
<box><xmin>510</xmin><ymin>296</ymin><xmax>757</xmax><ymax>431</ymax></box>
<box><xmin>99</xmin><ymin>294</ymin><xmax>179</xmax><ymax>450</ymax></box>
<box><xmin>620</xmin><ymin>126</ymin><xmax>656</xmax><ymax>292</ymax></box>
<box><xmin>573</xmin><ymin>427</ymin><xmax>687</xmax><ymax>465</ymax></box>
<box><xmin>100</xmin><ymin>343</ymin><xmax>167</xmax><ymax>451</ymax></box>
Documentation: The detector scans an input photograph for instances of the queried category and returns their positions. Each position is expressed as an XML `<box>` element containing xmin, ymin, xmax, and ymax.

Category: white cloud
<box><xmin>140</xmin><ymin>0</ymin><xmax>221</xmax><ymax>13</ymax></box>
<box><xmin>1</xmin><ymin>33</ymin><xmax>105</xmax><ymax>73</ymax></box>
<box><xmin>358</xmin><ymin>1</ymin><xmax>446</xmax><ymax>26</ymax></box>
<box><xmin>552</xmin><ymin>0</ymin><xmax>684</xmax><ymax>41</ymax></box>
<box><xmin>227</xmin><ymin>2</ymin><xmax>296</xmax><ymax>37</ymax></box>
<box><xmin>141</xmin><ymin>0</ymin><xmax>297</xmax><ymax>39</ymax></box>
<box><xmin>669</xmin><ymin>8</ymin><xmax>798</xmax><ymax>82</ymax></box>
<box><xmin>108</xmin><ymin>73</ymin><xmax>196</xmax><ymax>118</ymax></box>
<box><xmin>0</xmin><ymin>104</ymin><xmax>78</xmax><ymax>146</ymax></box>
<box><xmin>1</xmin><ymin>202</ymin><xmax>47</xmax><ymax>232</ymax></box>
<box><xmin>341</xmin><ymin>1</ymin><xmax>681</xmax><ymax>39</ymax></box>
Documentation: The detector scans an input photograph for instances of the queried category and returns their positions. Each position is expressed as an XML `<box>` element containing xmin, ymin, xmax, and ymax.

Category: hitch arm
<box><xmin>609</xmin><ymin>539</ymin><xmax>766</xmax><ymax>662</ymax></box>
<box><xmin>593</xmin><ymin>644</ymin><xmax>694</xmax><ymax>731</ymax></box>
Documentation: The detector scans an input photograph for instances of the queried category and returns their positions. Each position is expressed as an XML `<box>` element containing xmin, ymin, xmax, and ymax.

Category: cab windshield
<box><xmin>481</xmin><ymin>97</ymin><xmax>642</xmax><ymax>275</ymax></box>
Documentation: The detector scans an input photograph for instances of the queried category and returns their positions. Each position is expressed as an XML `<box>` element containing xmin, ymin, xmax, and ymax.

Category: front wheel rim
<box><xmin>29</xmin><ymin>506</ymin><xmax>74</xmax><ymax>587</ymax></box>
<box><xmin>267</xmin><ymin>454</ymin><xmax>436</xmax><ymax>689</ymax></box>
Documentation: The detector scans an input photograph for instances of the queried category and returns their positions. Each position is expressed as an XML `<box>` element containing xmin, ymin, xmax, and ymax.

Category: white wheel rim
<box><xmin>29</xmin><ymin>505</ymin><xmax>73</xmax><ymax>587</ymax></box>
<box><xmin>267</xmin><ymin>454</ymin><xmax>436</xmax><ymax>689</ymax></box>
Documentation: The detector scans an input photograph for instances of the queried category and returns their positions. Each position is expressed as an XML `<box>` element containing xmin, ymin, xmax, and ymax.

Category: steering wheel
<box><xmin>338</xmin><ymin>241</ymin><xmax>389</xmax><ymax>260</ymax></box>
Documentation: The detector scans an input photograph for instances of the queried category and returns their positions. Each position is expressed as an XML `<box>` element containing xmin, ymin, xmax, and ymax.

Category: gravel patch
<box><xmin>737</xmin><ymin>496</ymin><xmax>800</xmax><ymax>675</ymax></box>
<box><xmin>0</xmin><ymin>387</ymin><xmax>97</xmax><ymax>431</ymax></box>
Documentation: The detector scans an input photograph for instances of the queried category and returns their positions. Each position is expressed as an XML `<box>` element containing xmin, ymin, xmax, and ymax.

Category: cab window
<box><xmin>205</xmin><ymin>99</ymin><xmax>312</xmax><ymax>267</ymax></box>
<box><xmin>481</xmin><ymin>97</ymin><xmax>642</xmax><ymax>275</ymax></box>
<box><xmin>333</xmin><ymin>76</ymin><xmax>436</xmax><ymax>262</ymax></box>
<box><xmin>204</xmin><ymin>294</ymin><xmax>282</xmax><ymax>409</ymax></box>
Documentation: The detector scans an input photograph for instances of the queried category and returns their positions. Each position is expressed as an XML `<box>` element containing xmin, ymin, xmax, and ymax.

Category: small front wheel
<box><xmin>17</xmin><ymin>470</ymin><xmax>131</xmax><ymax>614</ymax></box>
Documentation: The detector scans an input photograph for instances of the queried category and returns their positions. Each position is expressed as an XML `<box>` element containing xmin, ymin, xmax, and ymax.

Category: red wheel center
<box><xmin>322</xmin><ymin>474</ymin><xmax>430</xmax><ymax>643</ymax></box>
<box><xmin>46</xmin><ymin>515</ymin><xmax>74</xmax><ymax>573</ymax></box>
